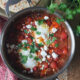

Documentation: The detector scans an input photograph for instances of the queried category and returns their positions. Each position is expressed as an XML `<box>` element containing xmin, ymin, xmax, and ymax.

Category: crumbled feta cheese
<box><xmin>41</xmin><ymin>50</ymin><xmax>47</xmax><ymax>57</ymax></box>
<box><xmin>26</xmin><ymin>25</ymin><xmax>32</xmax><ymax>28</ymax></box>
<box><xmin>44</xmin><ymin>16</ymin><xmax>49</xmax><ymax>20</ymax></box>
<box><xmin>22</xmin><ymin>40</ymin><xmax>27</xmax><ymax>44</ymax></box>
<box><xmin>42</xmin><ymin>57</ymin><xmax>46</xmax><ymax>61</ymax></box>
<box><xmin>26</xmin><ymin>36</ymin><xmax>28</xmax><ymax>38</ymax></box>
<box><xmin>52</xmin><ymin>28</ymin><xmax>57</xmax><ymax>33</ymax></box>
<box><xmin>23</xmin><ymin>58</ymin><xmax>37</xmax><ymax>69</ymax></box>
<box><xmin>44</xmin><ymin>46</ymin><xmax>48</xmax><ymax>50</ymax></box>
<box><xmin>52</xmin><ymin>52</ymin><xmax>58</xmax><ymax>59</ymax></box>
<box><xmin>47</xmin><ymin>55</ymin><xmax>50</xmax><ymax>58</ymax></box>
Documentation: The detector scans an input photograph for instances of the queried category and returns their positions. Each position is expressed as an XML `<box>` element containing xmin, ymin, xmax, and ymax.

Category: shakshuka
<box><xmin>5</xmin><ymin>11</ymin><xmax>69</xmax><ymax>78</ymax></box>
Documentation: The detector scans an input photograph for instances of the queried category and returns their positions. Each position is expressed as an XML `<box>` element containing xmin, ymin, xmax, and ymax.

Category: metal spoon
<box><xmin>5</xmin><ymin>0</ymin><xmax>21</xmax><ymax>17</ymax></box>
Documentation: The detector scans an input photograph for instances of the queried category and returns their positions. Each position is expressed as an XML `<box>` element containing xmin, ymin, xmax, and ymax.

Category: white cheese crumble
<box><xmin>41</xmin><ymin>50</ymin><xmax>47</xmax><ymax>58</ymax></box>
<box><xmin>23</xmin><ymin>57</ymin><xmax>37</xmax><ymax>69</ymax></box>
<box><xmin>51</xmin><ymin>28</ymin><xmax>57</xmax><ymax>33</ymax></box>
<box><xmin>44</xmin><ymin>16</ymin><xmax>49</xmax><ymax>20</ymax></box>
<box><xmin>47</xmin><ymin>55</ymin><xmax>51</xmax><ymax>58</ymax></box>
<box><xmin>44</xmin><ymin>46</ymin><xmax>48</xmax><ymax>51</ymax></box>
<box><xmin>52</xmin><ymin>52</ymin><xmax>58</xmax><ymax>59</ymax></box>
<box><xmin>22</xmin><ymin>40</ymin><xmax>27</xmax><ymax>44</ymax></box>
<box><xmin>42</xmin><ymin>57</ymin><xmax>46</xmax><ymax>61</ymax></box>
<box><xmin>26</xmin><ymin>25</ymin><xmax>32</xmax><ymax>29</ymax></box>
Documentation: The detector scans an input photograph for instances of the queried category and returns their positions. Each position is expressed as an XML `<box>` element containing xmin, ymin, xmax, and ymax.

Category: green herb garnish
<box><xmin>19</xmin><ymin>53</ymin><xmax>28</xmax><ymax>64</ymax></box>
<box><xmin>37</xmin><ymin>20</ymin><xmax>44</xmax><ymax>25</ymax></box>
<box><xmin>29</xmin><ymin>54</ymin><xmax>33</xmax><ymax>58</ymax></box>
<box><xmin>17</xmin><ymin>43</ymin><xmax>22</xmax><ymax>48</ymax></box>
<box><xmin>23</xmin><ymin>42</ymin><xmax>30</xmax><ymax>47</ymax></box>
<box><xmin>36</xmin><ymin>31</ymin><xmax>41</xmax><ymax>35</ymax></box>
<box><xmin>22</xmin><ymin>47</ymin><xmax>27</xmax><ymax>51</ymax></box>
<box><xmin>56</xmin><ymin>18</ymin><xmax>64</xmax><ymax>24</ymax></box>
<box><xmin>46</xmin><ymin>39</ymin><xmax>51</xmax><ymax>45</ymax></box>
<box><xmin>38</xmin><ymin>43</ymin><xmax>44</xmax><ymax>47</ymax></box>
<box><xmin>49</xmin><ymin>33</ymin><xmax>54</xmax><ymax>37</ymax></box>
<box><xmin>52</xmin><ymin>37</ymin><xmax>57</xmax><ymax>42</ymax></box>
<box><xmin>31</xmin><ymin>27</ymin><xmax>37</xmax><ymax>31</ymax></box>
<box><xmin>24</xmin><ymin>30</ymin><xmax>28</xmax><ymax>33</ymax></box>
<box><xmin>55</xmin><ymin>44</ymin><xmax>59</xmax><ymax>48</ymax></box>
<box><xmin>21</xmin><ymin>55</ymin><xmax>28</xmax><ymax>64</ymax></box>
<box><xmin>34</xmin><ymin>57</ymin><xmax>40</xmax><ymax>61</ymax></box>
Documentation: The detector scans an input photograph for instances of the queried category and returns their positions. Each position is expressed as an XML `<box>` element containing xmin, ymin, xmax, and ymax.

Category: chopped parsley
<box><xmin>30</xmin><ymin>42</ymin><xmax>39</xmax><ymax>53</ymax></box>
<box><xmin>52</xmin><ymin>37</ymin><xmax>57</xmax><ymax>42</ymax></box>
<box><xmin>23</xmin><ymin>42</ymin><xmax>30</xmax><ymax>47</ymax></box>
<box><xmin>31</xmin><ymin>27</ymin><xmax>37</xmax><ymax>31</ymax></box>
<box><xmin>30</xmin><ymin>36</ymin><xmax>34</xmax><ymax>40</ymax></box>
<box><xmin>36</xmin><ymin>31</ymin><xmax>41</xmax><ymax>35</ymax></box>
<box><xmin>22</xmin><ymin>47</ymin><xmax>27</xmax><ymax>51</ymax></box>
<box><xmin>29</xmin><ymin>54</ymin><xmax>33</xmax><ymax>58</ymax></box>
<box><xmin>38</xmin><ymin>20</ymin><xmax>44</xmax><ymax>25</ymax></box>
<box><xmin>19</xmin><ymin>53</ymin><xmax>28</xmax><ymax>64</ymax></box>
<box><xmin>17</xmin><ymin>43</ymin><xmax>22</xmax><ymax>48</ymax></box>
<box><xmin>49</xmin><ymin>33</ymin><xmax>54</xmax><ymax>37</ymax></box>
<box><xmin>38</xmin><ymin>43</ymin><xmax>44</xmax><ymax>47</ymax></box>
<box><xmin>46</xmin><ymin>39</ymin><xmax>51</xmax><ymax>45</ymax></box>
<box><xmin>34</xmin><ymin>56</ymin><xmax>40</xmax><ymax>61</ymax></box>
<box><xmin>55</xmin><ymin>44</ymin><xmax>59</xmax><ymax>48</ymax></box>
<box><xmin>24</xmin><ymin>30</ymin><xmax>28</xmax><ymax>33</ymax></box>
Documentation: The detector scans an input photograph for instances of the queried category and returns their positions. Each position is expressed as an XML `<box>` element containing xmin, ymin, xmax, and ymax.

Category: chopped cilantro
<box><xmin>24</xmin><ymin>30</ymin><xmax>28</xmax><ymax>33</ymax></box>
<box><xmin>22</xmin><ymin>47</ymin><xmax>27</xmax><ymax>51</ymax></box>
<box><xmin>49</xmin><ymin>33</ymin><xmax>54</xmax><ymax>37</ymax></box>
<box><xmin>37</xmin><ymin>20</ymin><xmax>44</xmax><ymax>25</ymax></box>
<box><xmin>31</xmin><ymin>27</ymin><xmax>37</xmax><ymax>31</ymax></box>
<box><xmin>23</xmin><ymin>42</ymin><xmax>30</xmax><ymax>47</ymax></box>
<box><xmin>17</xmin><ymin>43</ymin><xmax>22</xmax><ymax>48</ymax></box>
<box><xmin>29</xmin><ymin>54</ymin><xmax>33</xmax><ymax>58</ymax></box>
<box><xmin>30</xmin><ymin>36</ymin><xmax>34</xmax><ymax>40</ymax></box>
<box><xmin>56</xmin><ymin>18</ymin><xmax>64</xmax><ymax>24</ymax></box>
<box><xmin>55</xmin><ymin>44</ymin><xmax>59</xmax><ymax>48</ymax></box>
<box><xmin>34</xmin><ymin>57</ymin><xmax>40</xmax><ymax>61</ymax></box>
<box><xmin>36</xmin><ymin>31</ymin><xmax>41</xmax><ymax>35</ymax></box>
<box><xmin>38</xmin><ymin>43</ymin><xmax>44</xmax><ymax>47</ymax></box>
<box><xmin>21</xmin><ymin>55</ymin><xmax>28</xmax><ymax>64</ymax></box>
<box><xmin>52</xmin><ymin>37</ymin><xmax>57</xmax><ymax>42</ymax></box>
<box><xmin>46</xmin><ymin>39</ymin><xmax>51</xmax><ymax>45</ymax></box>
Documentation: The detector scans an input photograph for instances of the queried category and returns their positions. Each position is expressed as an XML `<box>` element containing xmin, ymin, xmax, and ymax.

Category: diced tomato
<box><xmin>47</xmin><ymin>57</ymin><xmax>53</xmax><ymax>62</ymax></box>
<box><xmin>46</xmin><ymin>20</ymin><xmax>52</xmax><ymax>26</ymax></box>
<box><xmin>25</xmin><ymin>17</ymin><xmax>32</xmax><ymax>24</ymax></box>
<box><xmin>63</xmin><ymin>47</ymin><xmax>68</xmax><ymax>55</ymax></box>
<box><xmin>26</xmin><ymin>68</ymin><xmax>30</xmax><ymax>71</ymax></box>
<box><xmin>40</xmin><ymin>69</ymin><xmax>47</xmax><ymax>77</ymax></box>
<box><xmin>50</xmin><ymin>62</ymin><xmax>57</xmax><ymax>69</ymax></box>
<box><xmin>43</xmin><ymin>62</ymin><xmax>48</xmax><ymax>69</ymax></box>
<box><xmin>49</xmin><ymin>49</ymin><xmax>53</xmax><ymax>54</ymax></box>
<box><xmin>61</xmin><ymin>32</ymin><xmax>67</xmax><ymax>40</ymax></box>
<box><xmin>27</xmin><ymin>37</ymin><xmax>32</xmax><ymax>44</ymax></box>
<box><xmin>55</xmin><ymin>48</ymin><xmax>62</xmax><ymax>55</ymax></box>
<box><xmin>33</xmin><ymin>66</ymin><xmax>37</xmax><ymax>71</ymax></box>
<box><xmin>52</xmin><ymin>21</ymin><xmax>59</xmax><ymax>28</ymax></box>
<box><xmin>18</xmin><ymin>35</ymin><xmax>24</xmax><ymax>42</ymax></box>
<box><xmin>50</xmin><ymin>42</ymin><xmax>55</xmax><ymax>47</ymax></box>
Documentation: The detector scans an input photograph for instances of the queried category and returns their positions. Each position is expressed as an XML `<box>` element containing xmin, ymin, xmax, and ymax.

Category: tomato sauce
<box><xmin>5</xmin><ymin>11</ymin><xmax>69</xmax><ymax>78</ymax></box>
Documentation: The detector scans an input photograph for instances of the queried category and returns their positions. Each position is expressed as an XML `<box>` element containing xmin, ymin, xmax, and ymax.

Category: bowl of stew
<box><xmin>1</xmin><ymin>7</ymin><xmax>75</xmax><ymax>80</ymax></box>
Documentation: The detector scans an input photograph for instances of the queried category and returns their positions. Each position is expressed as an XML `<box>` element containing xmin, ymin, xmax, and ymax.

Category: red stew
<box><xmin>5</xmin><ymin>11</ymin><xmax>69</xmax><ymax>78</ymax></box>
